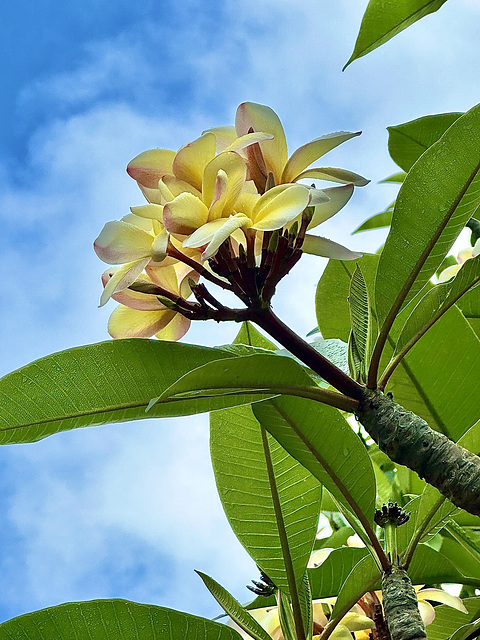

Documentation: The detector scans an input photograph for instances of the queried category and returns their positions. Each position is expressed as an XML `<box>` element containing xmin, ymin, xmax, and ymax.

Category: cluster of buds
<box><xmin>94</xmin><ymin>102</ymin><xmax>367</xmax><ymax>340</ymax></box>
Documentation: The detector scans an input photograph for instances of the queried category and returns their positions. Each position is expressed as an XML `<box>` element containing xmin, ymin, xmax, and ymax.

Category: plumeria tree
<box><xmin>0</xmin><ymin>3</ymin><xmax>479</xmax><ymax>639</ymax></box>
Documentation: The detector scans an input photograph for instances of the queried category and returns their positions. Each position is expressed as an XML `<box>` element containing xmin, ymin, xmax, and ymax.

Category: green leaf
<box><xmin>375</xmin><ymin>104</ymin><xmax>480</xmax><ymax>333</ymax></box>
<box><xmin>344</xmin><ymin>0</ymin><xmax>448</xmax><ymax>68</ymax></box>
<box><xmin>211</xmin><ymin>405</ymin><xmax>322</xmax><ymax>591</ymax></box>
<box><xmin>0</xmin><ymin>340</ymin><xmax>261</xmax><ymax>445</ymax></box>
<box><xmin>458</xmin><ymin>286</ymin><xmax>480</xmax><ymax>337</ymax></box>
<box><xmin>449</xmin><ymin>619</ymin><xmax>480</xmax><ymax>640</ymax></box>
<box><xmin>388</xmin><ymin>112</ymin><xmax>463</xmax><ymax>172</ymax></box>
<box><xmin>408</xmin><ymin>544</ymin><xmax>473</xmax><ymax>584</ymax></box>
<box><xmin>195</xmin><ymin>571</ymin><xmax>272</xmax><ymax>640</ymax></box>
<box><xmin>298</xmin><ymin>572</ymin><xmax>313</xmax><ymax>640</ymax></box>
<box><xmin>348</xmin><ymin>265</ymin><xmax>372</xmax><ymax>378</ymax></box>
<box><xmin>426</xmin><ymin>597</ymin><xmax>480</xmax><ymax>640</ymax></box>
<box><xmin>309</xmin><ymin>548</ymin><xmax>369</xmax><ymax>599</ymax></box>
<box><xmin>330</xmin><ymin>554</ymin><xmax>379</xmax><ymax>619</ymax></box>
<box><xmin>442</xmin><ymin>522</ymin><xmax>480</xmax><ymax>576</ymax></box>
<box><xmin>0</xmin><ymin>600</ymin><xmax>242</xmax><ymax>640</ymax></box>
<box><xmin>234</xmin><ymin>322</ymin><xmax>276</xmax><ymax>350</ymax></box>
<box><xmin>252</xmin><ymin>397</ymin><xmax>377</xmax><ymax>535</ymax></box>
<box><xmin>316</xmin><ymin>255</ymin><xmax>379</xmax><ymax>342</ymax></box>
<box><xmin>379</xmin><ymin>172</ymin><xmax>406</xmax><ymax>184</ymax></box>
<box><xmin>393</xmin><ymin>255</ymin><xmax>480</xmax><ymax>358</ymax></box>
<box><xmin>385</xmin><ymin>305</ymin><xmax>480</xmax><ymax>441</ymax></box>
<box><xmin>314</xmin><ymin>526</ymin><xmax>354</xmax><ymax>551</ymax></box>
<box><xmin>352</xmin><ymin>207</ymin><xmax>393</xmax><ymax>234</ymax></box>
<box><xmin>156</xmin><ymin>353</ymin><xmax>328</xmax><ymax>406</ymax></box>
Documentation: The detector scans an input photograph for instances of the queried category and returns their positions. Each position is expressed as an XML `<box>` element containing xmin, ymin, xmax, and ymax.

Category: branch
<box><xmin>357</xmin><ymin>390</ymin><xmax>480</xmax><ymax>517</ymax></box>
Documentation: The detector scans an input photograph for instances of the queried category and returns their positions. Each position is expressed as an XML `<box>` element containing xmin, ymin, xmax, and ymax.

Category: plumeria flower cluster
<box><xmin>233</xmin><ymin>585</ymin><xmax>466</xmax><ymax>640</ymax></box>
<box><xmin>95</xmin><ymin>102</ymin><xmax>367</xmax><ymax>340</ymax></box>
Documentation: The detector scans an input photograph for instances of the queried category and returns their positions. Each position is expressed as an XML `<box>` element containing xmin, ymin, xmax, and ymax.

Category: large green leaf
<box><xmin>458</xmin><ymin>287</ymin><xmax>480</xmax><ymax>337</ymax></box>
<box><xmin>0</xmin><ymin>600</ymin><xmax>242</xmax><ymax>640</ymax></box>
<box><xmin>409</xmin><ymin>544</ymin><xmax>474</xmax><ymax>584</ymax></box>
<box><xmin>330</xmin><ymin>554</ymin><xmax>379</xmax><ymax>619</ymax></box>
<box><xmin>252</xmin><ymin>397</ymin><xmax>377</xmax><ymax>535</ymax></box>
<box><xmin>309</xmin><ymin>548</ymin><xmax>368</xmax><ymax>599</ymax></box>
<box><xmin>392</xmin><ymin>255</ymin><xmax>480</xmax><ymax>358</ymax></box>
<box><xmin>344</xmin><ymin>0</ymin><xmax>448</xmax><ymax>68</ymax></box>
<box><xmin>385</xmin><ymin>305</ymin><xmax>480</xmax><ymax>441</ymax></box>
<box><xmin>211</xmin><ymin>404</ymin><xmax>322</xmax><ymax>591</ymax></box>
<box><xmin>0</xmin><ymin>340</ymin><xmax>268</xmax><ymax>445</ymax></box>
<box><xmin>157</xmin><ymin>353</ymin><xmax>331</xmax><ymax>406</ymax></box>
<box><xmin>388</xmin><ymin>112</ymin><xmax>463</xmax><ymax>172</ymax></box>
<box><xmin>316</xmin><ymin>257</ymin><xmax>480</xmax><ymax>441</ymax></box>
<box><xmin>375</xmin><ymin>104</ymin><xmax>480</xmax><ymax>332</ymax></box>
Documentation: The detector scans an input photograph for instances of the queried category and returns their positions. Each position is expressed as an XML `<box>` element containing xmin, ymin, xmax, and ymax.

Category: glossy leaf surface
<box><xmin>0</xmin><ymin>340</ymin><xmax>263</xmax><ymax>445</ymax></box>
<box><xmin>252</xmin><ymin>397</ymin><xmax>377</xmax><ymax>531</ymax></box>
<box><xmin>0</xmin><ymin>600</ymin><xmax>242</xmax><ymax>640</ymax></box>
<box><xmin>345</xmin><ymin>0</ymin><xmax>448</xmax><ymax>68</ymax></box>
<box><xmin>375</xmin><ymin>104</ymin><xmax>480</xmax><ymax>330</ymax></box>
<box><xmin>388</xmin><ymin>112</ymin><xmax>462</xmax><ymax>171</ymax></box>
<box><xmin>211</xmin><ymin>405</ymin><xmax>322</xmax><ymax>590</ymax></box>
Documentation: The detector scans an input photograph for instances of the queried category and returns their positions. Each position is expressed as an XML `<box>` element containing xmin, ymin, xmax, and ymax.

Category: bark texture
<box><xmin>382</xmin><ymin>567</ymin><xmax>426</xmax><ymax>640</ymax></box>
<box><xmin>357</xmin><ymin>390</ymin><xmax>480</xmax><ymax>516</ymax></box>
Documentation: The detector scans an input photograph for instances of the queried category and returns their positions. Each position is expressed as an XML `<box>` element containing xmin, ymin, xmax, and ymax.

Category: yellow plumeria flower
<box><xmin>101</xmin><ymin>262</ymin><xmax>197</xmax><ymax>341</ymax></box>
<box><xmin>230</xmin><ymin>599</ymin><xmax>374</xmax><ymax>640</ymax></box>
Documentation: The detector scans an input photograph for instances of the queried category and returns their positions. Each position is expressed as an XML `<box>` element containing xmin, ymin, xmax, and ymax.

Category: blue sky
<box><xmin>0</xmin><ymin>0</ymin><xmax>479</xmax><ymax>625</ymax></box>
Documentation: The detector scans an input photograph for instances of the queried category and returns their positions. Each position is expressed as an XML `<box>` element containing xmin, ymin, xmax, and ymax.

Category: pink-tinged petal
<box><xmin>173</xmin><ymin>132</ymin><xmax>216</xmax><ymax>190</ymax></box>
<box><xmin>202</xmin><ymin>215</ymin><xmax>251</xmax><ymax>260</ymax></box>
<box><xmin>127</xmin><ymin>148</ymin><xmax>176</xmax><ymax>188</ymax></box>
<box><xmin>163</xmin><ymin>175</ymin><xmax>202</xmax><ymax>198</ymax></box>
<box><xmin>418</xmin><ymin>589</ymin><xmax>468</xmax><ymax>614</ymax></box>
<box><xmin>308</xmin><ymin>184</ymin><xmax>355</xmax><ymax>229</ymax></box>
<box><xmin>282</xmin><ymin>132</ymin><xmax>361</xmax><ymax>183</ymax></box>
<box><xmin>99</xmin><ymin>258</ymin><xmax>150</xmax><ymax>307</ymax></box>
<box><xmin>235</xmin><ymin>102</ymin><xmax>288</xmax><ymax>183</ymax></box>
<box><xmin>130</xmin><ymin>204</ymin><xmax>164</xmax><ymax>220</ymax></box>
<box><xmin>224</xmin><ymin>131</ymin><xmax>274</xmax><ymax>153</ymax></box>
<box><xmin>417</xmin><ymin>601</ymin><xmax>436</xmax><ymax>627</ymax></box>
<box><xmin>302</xmin><ymin>235</ymin><xmax>363</xmax><ymax>260</ymax></box>
<box><xmin>103</xmin><ymin>272</ymin><xmax>166</xmax><ymax>311</ymax></box>
<box><xmin>108</xmin><ymin>305</ymin><xmax>176</xmax><ymax>339</ymax></box>
<box><xmin>458</xmin><ymin>248</ymin><xmax>474</xmax><ymax>264</ymax></box>
<box><xmin>203</xmin><ymin>126</ymin><xmax>237</xmax><ymax>152</ymax></box>
<box><xmin>94</xmin><ymin>220</ymin><xmax>153</xmax><ymax>264</ymax></box>
<box><xmin>151</xmin><ymin>228</ymin><xmax>169</xmax><ymax>262</ymax></box>
<box><xmin>252</xmin><ymin>184</ymin><xmax>310</xmax><ymax>231</ymax></box>
<box><xmin>295</xmin><ymin>166</ymin><xmax>370</xmax><ymax>186</ymax></box>
<box><xmin>438</xmin><ymin>264</ymin><xmax>461</xmax><ymax>283</ymax></box>
<box><xmin>163</xmin><ymin>193</ymin><xmax>209</xmax><ymax>235</ymax></box>
<box><xmin>202</xmin><ymin>151</ymin><xmax>247</xmax><ymax>212</ymax></box>
<box><xmin>155</xmin><ymin>313</ymin><xmax>191</xmax><ymax>341</ymax></box>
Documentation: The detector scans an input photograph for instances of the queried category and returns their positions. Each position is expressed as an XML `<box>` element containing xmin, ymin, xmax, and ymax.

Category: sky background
<box><xmin>0</xmin><ymin>0</ymin><xmax>479</xmax><ymax>625</ymax></box>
